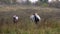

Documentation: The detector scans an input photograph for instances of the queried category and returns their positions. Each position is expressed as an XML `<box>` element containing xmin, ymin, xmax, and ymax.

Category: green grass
<box><xmin>0</xmin><ymin>6</ymin><xmax>60</xmax><ymax>34</ymax></box>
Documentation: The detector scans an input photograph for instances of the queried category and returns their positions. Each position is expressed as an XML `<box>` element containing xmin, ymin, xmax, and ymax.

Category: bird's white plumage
<box><xmin>30</xmin><ymin>15</ymin><xmax>35</xmax><ymax>21</ymax></box>
<box><xmin>30</xmin><ymin>13</ymin><xmax>41</xmax><ymax>22</ymax></box>
<box><xmin>13</xmin><ymin>15</ymin><xmax>18</xmax><ymax>20</ymax></box>
<box><xmin>15</xmin><ymin>16</ymin><xmax>18</xmax><ymax>20</ymax></box>
<box><xmin>35</xmin><ymin>13</ymin><xmax>41</xmax><ymax>20</ymax></box>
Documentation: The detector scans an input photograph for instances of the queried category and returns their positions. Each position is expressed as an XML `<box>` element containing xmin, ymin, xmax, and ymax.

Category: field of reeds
<box><xmin>0</xmin><ymin>5</ymin><xmax>60</xmax><ymax>34</ymax></box>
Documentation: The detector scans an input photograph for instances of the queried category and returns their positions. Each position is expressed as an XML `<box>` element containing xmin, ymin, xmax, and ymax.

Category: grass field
<box><xmin>0</xmin><ymin>5</ymin><xmax>60</xmax><ymax>34</ymax></box>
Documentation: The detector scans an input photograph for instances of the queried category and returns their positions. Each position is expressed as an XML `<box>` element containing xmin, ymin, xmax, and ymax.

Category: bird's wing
<box><xmin>36</xmin><ymin>15</ymin><xmax>41</xmax><ymax>20</ymax></box>
<box><xmin>30</xmin><ymin>15</ymin><xmax>35</xmax><ymax>21</ymax></box>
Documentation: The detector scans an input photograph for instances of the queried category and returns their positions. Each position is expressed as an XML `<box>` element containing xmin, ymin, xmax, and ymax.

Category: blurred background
<box><xmin>0</xmin><ymin>0</ymin><xmax>60</xmax><ymax>8</ymax></box>
<box><xmin>0</xmin><ymin>0</ymin><xmax>60</xmax><ymax>34</ymax></box>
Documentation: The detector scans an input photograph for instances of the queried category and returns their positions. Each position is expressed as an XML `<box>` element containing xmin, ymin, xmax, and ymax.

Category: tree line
<box><xmin>0</xmin><ymin>0</ymin><xmax>60</xmax><ymax>8</ymax></box>
<box><xmin>0</xmin><ymin>0</ymin><xmax>48</xmax><ymax>4</ymax></box>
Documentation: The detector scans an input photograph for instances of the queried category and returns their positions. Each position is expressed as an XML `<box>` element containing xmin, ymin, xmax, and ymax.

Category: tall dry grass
<box><xmin>0</xmin><ymin>6</ymin><xmax>60</xmax><ymax>34</ymax></box>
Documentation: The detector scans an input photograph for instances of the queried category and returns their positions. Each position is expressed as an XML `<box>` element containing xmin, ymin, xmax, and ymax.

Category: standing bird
<box><xmin>30</xmin><ymin>13</ymin><xmax>41</xmax><ymax>24</ymax></box>
<box><xmin>13</xmin><ymin>15</ymin><xmax>18</xmax><ymax>23</ymax></box>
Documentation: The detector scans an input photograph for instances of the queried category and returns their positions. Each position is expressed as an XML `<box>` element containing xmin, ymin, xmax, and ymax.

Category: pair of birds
<box><xmin>30</xmin><ymin>13</ymin><xmax>41</xmax><ymax>24</ymax></box>
<box><xmin>13</xmin><ymin>13</ymin><xmax>41</xmax><ymax>24</ymax></box>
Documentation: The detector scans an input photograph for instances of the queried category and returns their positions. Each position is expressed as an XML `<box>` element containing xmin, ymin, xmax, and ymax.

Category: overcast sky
<box><xmin>29</xmin><ymin>0</ymin><xmax>38</xmax><ymax>3</ymax></box>
<box><xmin>48</xmin><ymin>0</ymin><xmax>60</xmax><ymax>3</ymax></box>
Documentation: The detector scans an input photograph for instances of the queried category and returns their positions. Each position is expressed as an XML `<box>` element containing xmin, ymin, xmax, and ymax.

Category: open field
<box><xmin>0</xmin><ymin>5</ymin><xmax>60</xmax><ymax>34</ymax></box>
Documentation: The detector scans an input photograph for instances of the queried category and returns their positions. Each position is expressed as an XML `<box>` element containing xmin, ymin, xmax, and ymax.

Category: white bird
<box><xmin>30</xmin><ymin>13</ymin><xmax>41</xmax><ymax>24</ymax></box>
<box><xmin>13</xmin><ymin>15</ymin><xmax>18</xmax><ymax>23</ymax></box>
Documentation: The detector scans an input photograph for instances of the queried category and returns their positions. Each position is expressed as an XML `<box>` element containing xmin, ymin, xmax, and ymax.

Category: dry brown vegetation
<box><xmin>0</xmin><ymin>5</ymin><xmax>60</xmax><ymax>34</ymax></box>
